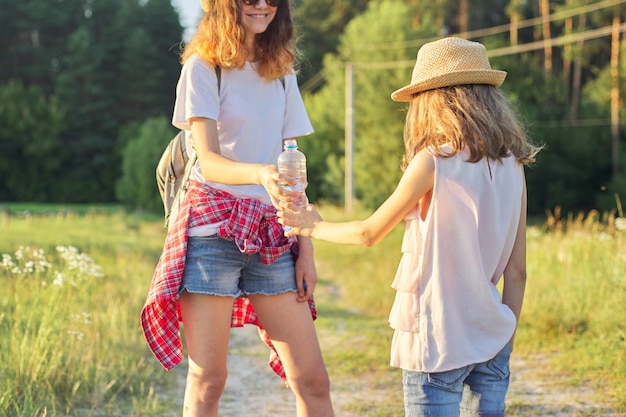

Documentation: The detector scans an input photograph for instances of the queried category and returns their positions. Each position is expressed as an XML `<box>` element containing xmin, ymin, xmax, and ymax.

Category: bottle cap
<box><xmin>284</xmin><ymin>139</ymin><xmax>298</xmax><ymax>150</ymax></box>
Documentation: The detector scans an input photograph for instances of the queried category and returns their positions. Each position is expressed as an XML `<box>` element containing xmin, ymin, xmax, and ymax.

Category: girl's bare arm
<box><xmin>502</xmin><ymin>175</ymin><xmax>528</xmax><ymax>351</ymax></box>
<box><xmin>279</xmin><ymin>149</ymin><xmax>435</xmax><ymax>247</ymax></box>
<box><xmin>190</xmin><ymin>117</ymin><xmax>283</xmax><ymax>206</ymax></box>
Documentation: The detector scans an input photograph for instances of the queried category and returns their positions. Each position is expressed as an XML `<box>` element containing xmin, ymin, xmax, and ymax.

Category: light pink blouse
<box><xmin>388</xmin><ymin>149</ymin><xmax>523</xmax><ymax>372</ymax></box>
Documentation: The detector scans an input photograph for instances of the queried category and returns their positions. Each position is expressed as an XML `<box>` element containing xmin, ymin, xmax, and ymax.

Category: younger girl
<box><xmin>278</xmin><ymin>37</ymin><xmax>541</xmax><ymax>417</ymax></box>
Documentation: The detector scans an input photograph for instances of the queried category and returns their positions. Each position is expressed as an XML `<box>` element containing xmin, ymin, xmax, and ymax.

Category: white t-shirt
<box><xmin>171</xmin><ymin>54</ymin><xmax>313</xmax><ymax>235</ymax></box>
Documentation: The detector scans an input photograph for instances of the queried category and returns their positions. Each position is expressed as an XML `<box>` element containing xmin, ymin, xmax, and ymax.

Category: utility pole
<box><xmin>344</xmin><ymin>62</ymin><xmax>355</xmax><ymax>212</ymax></box>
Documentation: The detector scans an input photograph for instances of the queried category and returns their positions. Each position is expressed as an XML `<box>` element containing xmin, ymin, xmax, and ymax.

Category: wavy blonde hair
<box><xmin>402</xmin><ymin>85</ymin><xmax>541</xmax><ymax>170</ymax></box>
<box><xmin>181</xmin><ymin>0</ymin><xmax>296</xmax><ymax>80</ymax></box>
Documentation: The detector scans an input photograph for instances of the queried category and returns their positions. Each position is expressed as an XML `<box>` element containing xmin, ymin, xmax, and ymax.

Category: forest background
<box><xmin>0</xmin><ymin>0</ymin><xmax>625</xmax><ymax>218</ymax></box>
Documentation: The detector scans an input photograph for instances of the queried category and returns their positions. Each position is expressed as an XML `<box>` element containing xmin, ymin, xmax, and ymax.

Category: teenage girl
<box><xmin>141</xmin><ymin>1</ymin><xmax>334</xmax><ymax>416</ymax></box>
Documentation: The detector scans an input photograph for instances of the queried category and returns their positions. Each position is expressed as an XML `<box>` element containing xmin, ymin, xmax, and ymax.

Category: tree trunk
<box><xmin>508</xmin><ymin>0</ymin><xmax>522</xmax><ymax>45</ymax></box>
<box><xmin>570</xmin><ymin>13</ymin><xmax>586</xmax><ymax>121</ymax></box>
<box><xmin>564</xmin><ymin>16</ymin><xmax>572</xmax><ymax>115</ymax></box>
<box><xmin>459</xmin><ymin>0</ymin><xmax>469</xmax><ymax>34</ymax></box>
<box><xmin>611</xmin><ymin>6</ymin><xmax>621</xmax><ymax>178</ymax></box>
<box><xmin>437</xmin><ymin>0</ymin><xmax>447</xmax><ymax>35</ymax></box>
<box><xmin>540</xmin><ymin>0</ymin><xmax>552</xmax><ymax>74</ymax></box>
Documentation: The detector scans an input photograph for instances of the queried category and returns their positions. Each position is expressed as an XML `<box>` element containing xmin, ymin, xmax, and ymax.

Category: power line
<box><xmin>488</xmin><ymin>21</ymin><xmax>626</xmax><ymax>57</ymax></box>
<box><xmin>348</xmin><ymin>21</ymin><xmax>626</xmax><ymax>68</ymax></box>
<box><xmin>300</xmin><ymin>0</ymin><xmax>625</xmax><ymax>92</ymax></box>
<box><xmin>350</xmin><ymin>0</ymin><xmax>626</xmax><ymax>52</ymax></box>
<box><xmin>465</xmin><ymin>0</ymin><xmax>626</xmax><ymax>39</ymax></box>
<box><xmin>299</xmin><ymin>70</ymin><xmax>326</xmax><ymax>94</ymax></box>
<box><xmin>532</xmin><ymin>118</ymin><xmax>626</xmax><ymax>128</ymax></box>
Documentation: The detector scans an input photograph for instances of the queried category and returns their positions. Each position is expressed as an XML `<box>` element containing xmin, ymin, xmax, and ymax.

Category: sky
<box><xmin>171</xmin><ymin>0</ymin><xmax>202</xmax><ymax>40</ymax></box>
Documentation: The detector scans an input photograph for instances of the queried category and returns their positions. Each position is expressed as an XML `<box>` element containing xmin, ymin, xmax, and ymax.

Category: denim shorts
<box><xmin>178</xmin><ymin>235</ymin><xmax>297</xmax><ymax>298</ymax></box>
<box><xmin>402</xmin><ymin>342</ymin><xmax>511</xmax><ymax>417</ymax></box>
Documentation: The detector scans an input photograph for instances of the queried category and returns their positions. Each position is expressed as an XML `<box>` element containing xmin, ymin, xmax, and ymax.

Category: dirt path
<box><xmin>167</xmin><ymin>324</ymin><xmax>621</xmax><ymax>416</ymax></box>
<box><xmin>218</xmin><ymin>325</ymin><xmax>295</xmax><ymax>416</ymax></box>
<box><xmin>507</xmin><ymin>355</ymin><xmax>619</xmax><ymax>416</ymax></box>
<box><xmin>170</xmin><ymin>325</ymin><xmax>296</xmax><ymax>416</ymax></box>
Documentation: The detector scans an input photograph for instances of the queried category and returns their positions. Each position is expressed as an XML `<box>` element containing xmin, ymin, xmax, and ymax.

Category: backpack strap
<box><xmin>216</xmin><ymin>65</ymin><xmax>222</xmax><ymax>92</ymax></box>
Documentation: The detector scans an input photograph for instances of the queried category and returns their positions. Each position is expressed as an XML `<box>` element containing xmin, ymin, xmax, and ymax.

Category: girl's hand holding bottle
<box><xmin>277</xmin><ymin>200</ymin><xmax>323</xmax><ymax>238</ymax></box>
<box><xmin>257</xmin><ymin>164</ymin><xmax>285</xmax><ymax>209</ymax></box>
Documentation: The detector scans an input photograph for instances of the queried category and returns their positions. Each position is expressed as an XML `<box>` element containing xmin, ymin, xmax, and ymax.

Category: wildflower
<box><xmin>616</xmin><ymin>217</ymin><xmax>626</xmax><ymax>232</ymax></box>
<box><xmin>31</xmin><ymin>248</ymin><xmax>51</xmax><ymax>272</ymax></box>
<box><xmin>1</xmin><ymin>247</ymin><xmax>52</xmax><ymax>277</ymax></box>
<box><xmin>1</xmin><ymin>245</ymin><xmax>103</xmax><ymax>284</ymax></box>
<box><xmin>56</xmin><ymin>246</ymin><xmax>104</xmax><ymax>279</ymax></box>
<box><xmin>53</xmin><ymin>271</ymin><xmax>65</xmax><ymax>287</ymax></box>
<box><xmin>24</xmin><ymin>261</ymin><xmax>36</xmax><ymax>274</ymax></box>
<box><xmin>1</xmin><ymin>254</ymin><xmax>15</xmax><ymax>270</ymax></box>
<box><xmin>71</xmin><ymin>312</ymin><xmax>92</xmax><ymax>325</ymax></box>
<box><xmin>67</xmin><ymin>329</ymin><xmax>85</xmax><ymax>341</ymax></box>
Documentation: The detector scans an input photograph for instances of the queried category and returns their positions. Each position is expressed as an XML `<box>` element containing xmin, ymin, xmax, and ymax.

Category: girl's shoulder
<box><xmin>405</xmin><ymin>149</ymin><xmax>436</xmax><ymax>178</ymax></box>
<box><xmin>180</xmin><ymin>54</ymin><xmax>220</xmax><ymax>85</ymax></box>
<box><xmin>183</xmin><ymin>53</ymin><xmax>214</xmax><ymax>71</ymax></box>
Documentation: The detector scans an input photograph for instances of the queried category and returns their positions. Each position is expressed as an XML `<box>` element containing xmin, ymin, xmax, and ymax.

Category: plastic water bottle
<box><xmin>277</xmin><ymin>139</ymin><xmax>308</xmax><ymax>208</ymax></box>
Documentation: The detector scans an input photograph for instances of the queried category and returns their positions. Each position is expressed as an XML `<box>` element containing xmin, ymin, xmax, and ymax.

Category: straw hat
<box><xmin>391</xmin><ymin>37</ymin><xmax>507</xmax><ymax>102</ymax></box>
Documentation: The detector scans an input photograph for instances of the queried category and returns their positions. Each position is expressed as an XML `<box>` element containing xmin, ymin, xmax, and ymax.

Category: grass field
<box><xmin>0</xmin><ymin>203</ymin><xmax>624</xmax><ymax>416</ymax></box>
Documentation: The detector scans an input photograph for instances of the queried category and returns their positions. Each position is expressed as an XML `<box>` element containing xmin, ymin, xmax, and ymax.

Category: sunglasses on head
<box><xmin>242</xmin><ymin>0</ymin><xmax>281</xmax><ymax>7</ymax></box>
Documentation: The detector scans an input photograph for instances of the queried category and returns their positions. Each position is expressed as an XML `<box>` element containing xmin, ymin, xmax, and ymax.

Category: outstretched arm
<box><xmin>278</xmin><ymin>150</ymin><xmax>435</xmax><ymax>247</ymax></box>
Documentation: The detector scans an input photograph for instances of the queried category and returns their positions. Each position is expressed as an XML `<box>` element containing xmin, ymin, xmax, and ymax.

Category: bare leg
<box><xmin>249</xmin><ymin>292</ymin><xmax>335</xmax><ymax>417</ymax></box>
<box><xmin>178</xmin><ymin>293</ymin><xmax>234</xmax><ymax>417</ymax></box>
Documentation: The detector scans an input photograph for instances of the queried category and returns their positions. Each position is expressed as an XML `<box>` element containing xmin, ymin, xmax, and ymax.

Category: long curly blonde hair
<box><xmin>401</xmin><ymin>84</ymin><xmax>541</xmax><ymax>170</ymax></box>
<box><xmin>181</xmin><ymin>0</ymin><xmax>297</xmax><ymax>80</ymax></box>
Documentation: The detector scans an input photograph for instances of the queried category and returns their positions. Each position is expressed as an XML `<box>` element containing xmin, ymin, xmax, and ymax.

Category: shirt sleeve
<box><xmin>282</xmin><ymin>72</ymin><xmax>314</xmax><ymax>139</ymax></box>
<box><xmin>172</xmin><ymin>55</ymin><xmax>220</xmax><ymax>131</ymax></box>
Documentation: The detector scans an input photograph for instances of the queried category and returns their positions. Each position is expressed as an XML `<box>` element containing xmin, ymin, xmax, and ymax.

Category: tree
<box><xmin>0</xmin><ymin>0</ymin><xmax>183</xmax><ymax>203</ymax></box>
<box><xmin>0</xmin><ymin>82</ymin><xmax>65</xmax><ymax>201</ymax></box>
<box><xmin>292</xmin><ymin>0</ymin><xmax>370</xmax><ymax>87</ymax></box>
<box><xmin>0</xmin><ymin>0</ymin><xmax>182</xmax><ymax>202</ymax></box>
<box><xmin>582</xmin><ymin>41</ymin><xmax>626</xmax><ymax>212</ymax></box>
<box><xmin>117</xmin><ymin>27</ymin><xmax>169</xmax><ymax>124</ymax></box>
<box><xmin>0</xmin><ymin>0</ymin><xmax>86</xmax><ymax>93</ymax></box>
<box><xmin>112</xmin><ymin>0</ymin><xmax>183</xmax><ymax>123</ymax></box>
<box><xmin>302</xmin><ymin>0</ymin><xmax>436</xmax><ymax>208</ymax></box>
<box><xmin>116</xmin><ymin>117</ymin><xmax>176</xmax><ymax>213</ymax></box>
<box><xmin>54</xmin><ymin>25</ymin><xmax>119</xmax><ymax>202</ymax></box>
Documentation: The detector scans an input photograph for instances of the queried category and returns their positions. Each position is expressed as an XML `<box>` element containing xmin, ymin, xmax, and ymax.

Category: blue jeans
<box><xmin>402</xmin><ymin>342</ymin><xmax>511</xmax><ymax>417</ymax></box>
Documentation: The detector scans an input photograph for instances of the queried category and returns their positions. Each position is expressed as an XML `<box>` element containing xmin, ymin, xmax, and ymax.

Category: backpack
<box><xmin>156</xmin><ymin>129</ymin><xmax>195</xmax><ymax>229</ymax></box>
<box><xmin>156</xmin><ymin>67</ymin><xmax>285</xmax><ymax>229</ymax></box>
<box><xmin>156</xmin><ymin>66</ymin><xmax>221</xmax><ymax>230</ymax></box>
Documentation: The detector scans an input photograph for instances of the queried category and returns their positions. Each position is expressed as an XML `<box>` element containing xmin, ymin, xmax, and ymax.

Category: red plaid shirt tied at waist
<box><xmin>140</xmin><ymin>180</ymin><xmax>317</xmax><ymax>381</ymax></box>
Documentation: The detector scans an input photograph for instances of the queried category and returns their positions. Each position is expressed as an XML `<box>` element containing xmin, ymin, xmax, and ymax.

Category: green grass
<box><xmin>0</xmin><ymin>209</ymin><xmax>176</xmax><ymax>416</ymax></box>
<box><xmin>0</xmin><ymin>202</ymin><xmax>123</xmax><ymax>215</ymax></box>
<box><xmin>519</xmin><ymin>223</ymin><xmax>626</xmax><ymax>409</ymax></box>
<box><xmin>0</xmin><ymin>203</ymin><xmax>624</xmax><ymax>416</ymax></box>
